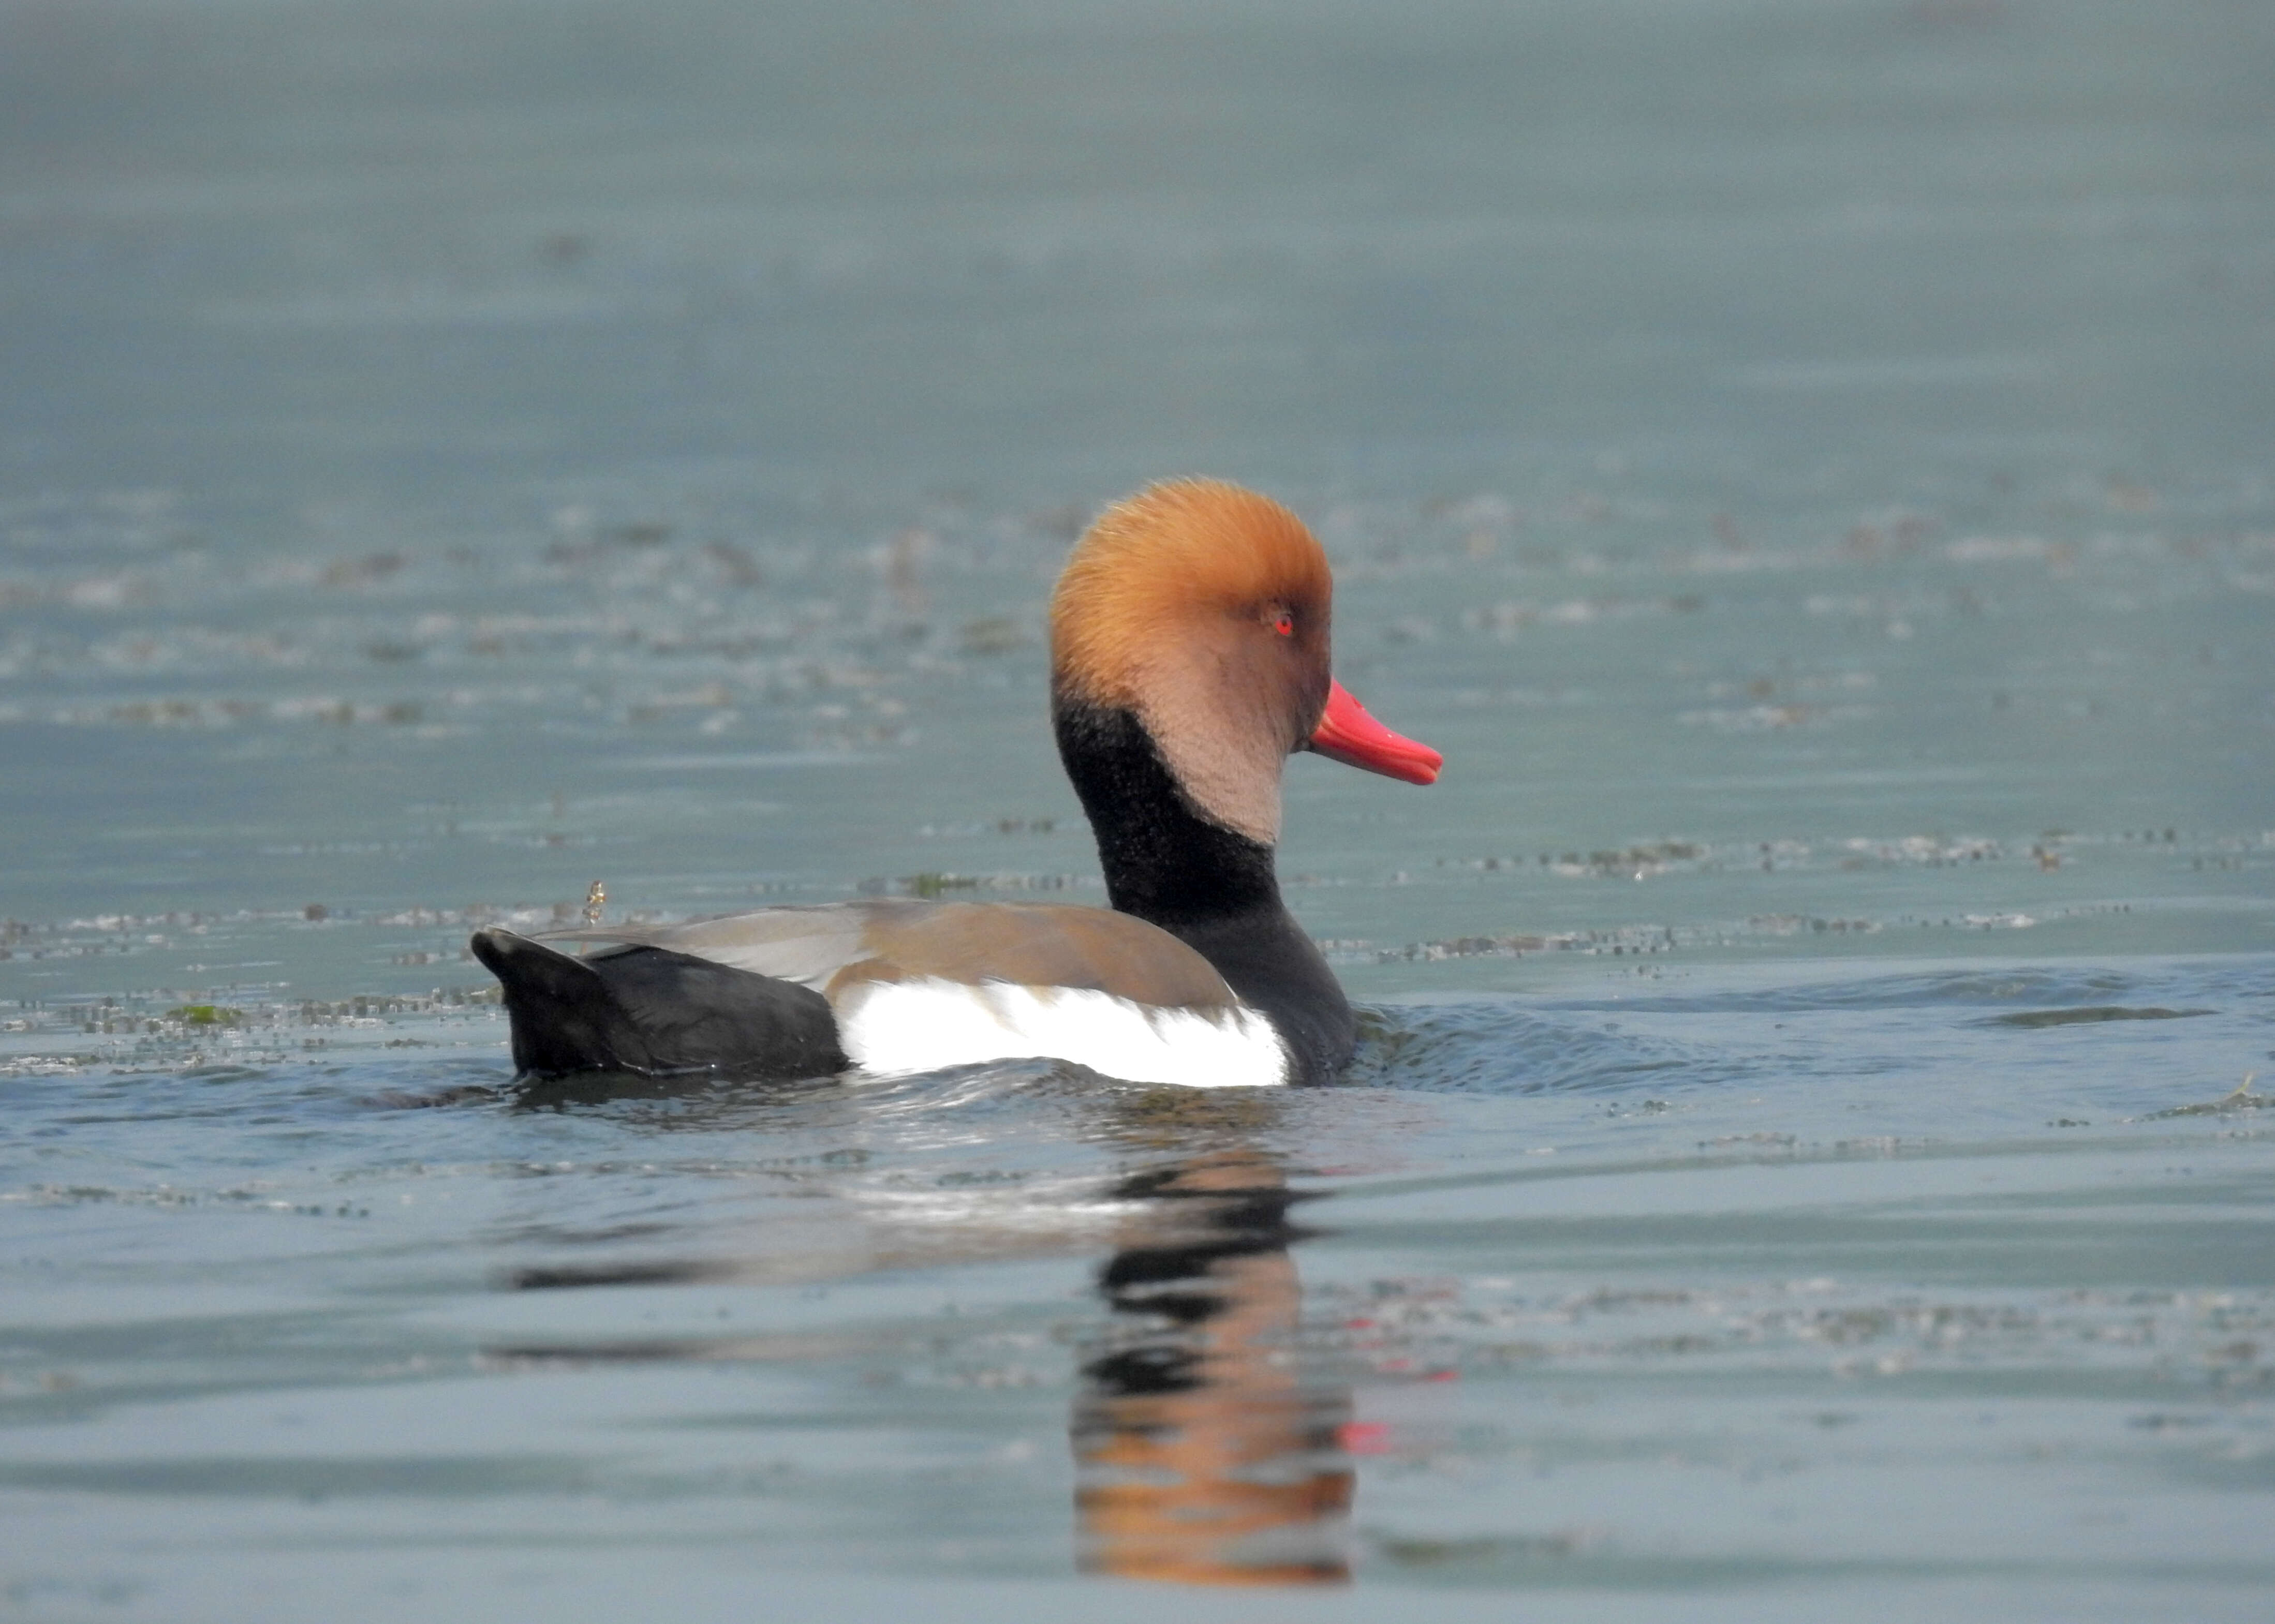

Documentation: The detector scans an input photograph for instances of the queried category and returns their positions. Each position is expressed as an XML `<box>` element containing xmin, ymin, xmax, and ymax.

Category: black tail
<box><xmin>469</xmin><ymin>928</ymin><xmax>847</xmax><ymax>1081</ymax></box>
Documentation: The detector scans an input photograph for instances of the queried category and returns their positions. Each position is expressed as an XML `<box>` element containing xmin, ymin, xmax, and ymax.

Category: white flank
<box><xmin>836</xmin><ymin>977</ymin><xmax>1289</xmax><ymax>1089</ymax></box>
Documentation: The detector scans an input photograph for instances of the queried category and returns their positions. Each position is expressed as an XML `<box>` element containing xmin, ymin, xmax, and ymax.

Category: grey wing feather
<box><xmin>536</xmin><ymin>902</ymin><xmax>902</xmax><ymax>987</ymax></box>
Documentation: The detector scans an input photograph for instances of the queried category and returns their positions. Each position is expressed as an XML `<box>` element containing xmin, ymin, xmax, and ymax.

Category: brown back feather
<box><xmin>542</xmin><ymin>900</ymin><xmax>1237</xmax><ymax>1014</ymax></box>
<box><xmin>828</xmin><ymin>902</ymin><xmax>1238</xmax><ymax>1010</ymax></box>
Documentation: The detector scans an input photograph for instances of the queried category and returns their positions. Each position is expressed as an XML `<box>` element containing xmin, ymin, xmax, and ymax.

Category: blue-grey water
<box><xmin>3</xmin><ymin>2</ymin><xmax>2272</xmax><ymax>1618</ymax></box>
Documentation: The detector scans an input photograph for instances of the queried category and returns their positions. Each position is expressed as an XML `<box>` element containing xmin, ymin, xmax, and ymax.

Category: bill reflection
<box><xmin>1072</xmin><ymin>1152</ymin><xmax>1353</xmax><ymax>1586</ymax></box>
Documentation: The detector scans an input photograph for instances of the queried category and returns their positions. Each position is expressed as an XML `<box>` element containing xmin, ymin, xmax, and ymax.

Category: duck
<box><xmin>469</xmin><ymin>479</ymin><xmax>1440</xmax><ymax>1087</ymax></box>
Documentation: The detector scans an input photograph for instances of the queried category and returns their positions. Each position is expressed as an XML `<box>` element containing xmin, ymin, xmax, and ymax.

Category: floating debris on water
<box><xmin>2143</xmin><ymin>1074</ymin><xmax>2268</xmax><ymax>1119</ymax></box>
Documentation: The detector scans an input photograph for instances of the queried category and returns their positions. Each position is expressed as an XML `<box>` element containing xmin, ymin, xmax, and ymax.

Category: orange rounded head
<box><xmin>1051</xmin><ymin>479</ymin><xmax>1439</xmax><ymax>844</ymax></box>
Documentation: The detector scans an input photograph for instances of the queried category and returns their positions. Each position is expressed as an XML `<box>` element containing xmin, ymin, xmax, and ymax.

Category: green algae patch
<box><xmin>1990</xmin><ymin>1006</ymin><xmax>2213</xmax><ymax>1029</ymax></box>
<box><xmin>904</xmin><ymin>872</ymin><xmax>981</xmax><ymax>899</ymax></box>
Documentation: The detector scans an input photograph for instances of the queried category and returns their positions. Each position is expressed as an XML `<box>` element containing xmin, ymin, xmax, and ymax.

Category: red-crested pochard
<box><xmin>471</xmin><ymin>479</ymin><xmax>1441</xmax><ymax>1086</ymax></box>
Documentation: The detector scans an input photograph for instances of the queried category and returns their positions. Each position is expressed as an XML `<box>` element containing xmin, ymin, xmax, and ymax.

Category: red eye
<box><xmin>1273</xmin><ymin>613</ymin><xmax>1295</xmax><ymax>637</ymax></box>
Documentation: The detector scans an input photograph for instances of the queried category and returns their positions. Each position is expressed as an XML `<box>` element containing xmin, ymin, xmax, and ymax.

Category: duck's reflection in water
<box><xmin>1073</xmin><ymin>1151</ymin><xmax>1352</xmax><ymax>1585</ymax></box>
<box><xmin>485</xmin><ymin>1080</ymin><xmax>1355</xmax><ymax>1583</ymax></box>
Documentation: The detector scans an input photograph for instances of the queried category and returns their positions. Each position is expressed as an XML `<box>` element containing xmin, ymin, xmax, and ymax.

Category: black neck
<box><xmin>1052</xmin><ymin>696</ymin><xmax>1279</xmax><ymax>921</ymax></box>
<box><xmin>1053</xmin><ymin>693</ymin><xmax>1354</xmax><ymax>1081</ymax></box>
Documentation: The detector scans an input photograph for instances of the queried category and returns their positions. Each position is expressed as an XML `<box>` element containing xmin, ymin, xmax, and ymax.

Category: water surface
<box><xmin>3</xmin><ymin>1</ymin><xmax>2272</xmax><ymax>1618</ymax></box>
